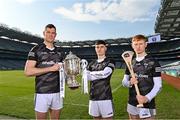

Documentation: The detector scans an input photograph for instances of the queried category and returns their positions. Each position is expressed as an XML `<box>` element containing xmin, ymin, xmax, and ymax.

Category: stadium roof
<box><xmin>57</xmin><ymin>38</ymin><xmax>131</xmax><ymax>47</ymax></box>
<box><xmin>1</xmin><ymin>0</ymin><xmax>180</xmax><ymax>47</ymax></box>
<box><xmin>155</xmin><ymin>0</ymin><xmax>180</xmax><ymax>39</ymax></box>
<box><xmin>0</xmin><ymin>23</ymin><xmax>131</xmax><ymax>47</ymax></box>
<box><xmin>0</xmin><ymin>23</ymin><xmax>43</xmax><ymax>44</ymax></box>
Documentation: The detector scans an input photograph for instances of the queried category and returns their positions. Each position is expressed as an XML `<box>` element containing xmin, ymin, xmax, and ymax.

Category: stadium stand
<box><xmin>162</xmin><ymin>61</ymin><xmax>180</xmax><ymax>77</ymax></box>
<box><xmin>155</xmin><ymin>0</ymin><xmax>180</xmax><ymax>39</ymax></box>
<box><xmin>0</xmin><ymin>24</ymin><xmax>179</xmax><ymax>69</ymax></box>
<box><xmin>0</xmin><ymin>0</ymin><xmax>180</xmax><ymax>70</ymax></box>
<box><xmin>0</xmin><ymin>24</ymin><xmax>36</xmax><ymax>69</ymax></box>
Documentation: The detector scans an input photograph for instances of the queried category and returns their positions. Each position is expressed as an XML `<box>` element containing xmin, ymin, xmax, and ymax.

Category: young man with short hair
<box><xmin>87</xmin><ymin>40</ymin><xmax>115</xmax><ymax>120</ymax></box>
<box><xmin>122</xmin><ymin>34</ymin><xmax>162</xmax><ymax>120</ymax></box>
<box><xmin>24</xmin><ymin>24</ymin><xmax>64</xmax><ymax>119</ymax></box>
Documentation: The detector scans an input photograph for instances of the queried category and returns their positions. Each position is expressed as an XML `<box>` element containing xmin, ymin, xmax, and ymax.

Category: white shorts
<box><xmin>127</xmin><ymin>104</ymin><xmax>156</xmax><ymax>116</ymax></box>
<box><xmin>34</xmin><ymin>93</ymin><xmax>63</xmax><ymax>113</ymax></box>
<box><xmin>89</xmin><ymin>100</ymin><xmax>114</xmax><ymax>118</ymax></box>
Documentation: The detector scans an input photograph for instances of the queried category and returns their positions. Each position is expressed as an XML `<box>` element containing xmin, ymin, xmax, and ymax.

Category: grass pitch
<box><xmin>0</xmin><ymin>69</ymin><xmax>180</xmax><ymax>119</ymax></box>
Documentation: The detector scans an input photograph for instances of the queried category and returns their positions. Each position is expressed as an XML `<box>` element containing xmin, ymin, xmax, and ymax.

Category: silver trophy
<box><xmin>64</xmin><ymin>51</ymin><xmax>81</xmax><ymax>89</ymax></box>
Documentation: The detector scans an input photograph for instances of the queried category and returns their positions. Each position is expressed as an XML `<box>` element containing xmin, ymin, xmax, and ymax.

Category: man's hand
<box><xmin>50</xmin><ymin>63</ymin><xmax>62</xmax><ymax>72</ymax></box>
<box><xmin>130</xmin><ymin>77</ymin><xmax>138</xmax><ymax>85</ymax></box>
<box><xmin>136</xmin><ymin>95</ymin><xmax>149</xmax><ymax>104</ymax></box>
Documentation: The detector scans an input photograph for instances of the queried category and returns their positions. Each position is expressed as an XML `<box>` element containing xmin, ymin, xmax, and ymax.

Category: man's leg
<box><xmin>144</xmin><ymin>115</ymin><xmax>155</xmax><ymax>120</ymax></box>
<box><xmin>49</xmin><ymin>109</ymin><xmax>61</xmax><ymax>120</ymax></box>
<box><xmin>99</xmin><ymin>100</ymin><xmax>114</xmax><ymax>120</ymax></box>
<box><xmin>50</xmin><ymin>93</ymin><xmax>63</xmax><ymax>119</ymax></box>
<box><xmin>36</xmin><ymin>111</ymin><xmax>47</xmax><ymax>120</ymax></box>
<box><xmin>89</xmin><ymin>100</ymin><xmax>100</xmax><ymax>119</ymax></box>
<box><xmin>129</xmin><ymin>114</ymin><xmax>155</xmax><ymax>120</ymax></box>
<box><xmin>93</xmin><ymin>116</ymin><xmax>113</xmax><ymax>120</ymax></box>
<box><xmin>129</xmin><ymin>114</ymin><xmax>139</xmax><ymax>120</ymax></box>
<box><xmin>35</xmin><ymin>94</ymin><xmax>49</xmax><ymax>119</ymax></box>
<box><xmin>127</xmin><ymin>104</ymin><xmax>140</xmax><ymax>120</ymax></box>
<box><xmin>93</xmin><ymin>116</ymin><xmax>101</xmax><ymax>120</ymax></box>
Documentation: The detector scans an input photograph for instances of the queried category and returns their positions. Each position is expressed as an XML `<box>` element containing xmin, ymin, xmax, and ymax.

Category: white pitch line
<box><xmin>64</xmin><ymin>84</ymin><xmax>122</xmax><ymax>107</ymax></box>
<box><xmin>112</xmin><ymin>84</ymin><xmax>122</xmax><ymax>93</ymax></box>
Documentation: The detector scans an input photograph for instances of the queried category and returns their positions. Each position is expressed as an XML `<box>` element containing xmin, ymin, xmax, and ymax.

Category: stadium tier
<box><xmin>1</xmin><ymin>0</ymin><xmax>180</xmax><ymax>70</ymax></box>
<box><xmin>155</xmin><ymin>0</ymin><xmax>180</xmax><ymax>39</ymax></box>
<box><xmin>0</xmin><ymin>30</ymin><xmax>179</xmax><ymax>70</ymax></box>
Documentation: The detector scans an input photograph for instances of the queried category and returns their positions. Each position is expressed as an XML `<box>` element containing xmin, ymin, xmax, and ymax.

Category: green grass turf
<box><xmin>0</xmin><ymin>69</ymin><xmax>179</xmax><ymax>119</ymax></box>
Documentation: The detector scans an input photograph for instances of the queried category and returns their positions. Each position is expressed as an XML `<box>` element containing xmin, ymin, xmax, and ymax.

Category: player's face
<box><xmin>43</xmin><ymin>28</ymin><xmax>56</xmax><ymax>43</ymax></box>
<box><xmin>95</xmin><ymin>44</ymin><xmax>107</xmax><ymax>56</ymax></box>
<box><xmin>132</xmin><ymin>39</ymin><xmax>147</xmax><ymax>54</ymax></box>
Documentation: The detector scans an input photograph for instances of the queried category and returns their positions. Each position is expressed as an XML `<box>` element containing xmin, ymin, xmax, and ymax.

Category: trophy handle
<box><xmin>81</xmin><ymin>59</ymin><xmax>88</xmax><ymax>70</ymax></box>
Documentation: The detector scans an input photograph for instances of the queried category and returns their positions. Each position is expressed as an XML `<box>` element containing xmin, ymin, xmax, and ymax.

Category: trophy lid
<box><xmin>65</xmin><ymin>51</ymin><xmax>80</xmax><ymax>60</ymax></box>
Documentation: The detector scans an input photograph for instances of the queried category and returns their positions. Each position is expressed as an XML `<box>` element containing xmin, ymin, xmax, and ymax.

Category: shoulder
<box><xmin>31</xmin><ymin>43</ymin><xmax>45</xmax><ymax>51</ymax></box>
<box><xmin>105</xmin><ymin>58</ymin><xmax>115</xmax><ymax>64</ymax></box>
<box><xmin>145</xmin><ymin>55</ymin><xmax>160</xmax><ymax>66</ymax></box>
<box><xmin>55</xmin><ymin>45</ymin><xmax>64</xmax><ymax>53</ymax></box>
<box><xmin>145</xmin><ymin>55</ymin><xmax>158</xmax><ymax>62</ymax></box>
<box><xmin>29</xmin><ymin>44</ymin><xmax>41</xmax><ymax>52</ymax></box>
<box><xmin>55</xmin><ymin>45</ymin><xmax>63</xmax><ymax>50</ymax></box>
<box><xmin>27</xmin><ymin>44</ymin><xmax>45</xmax><ymax>59</ymax></box>
<box><xmin>105</xmin><ymin>58</ymin><xmax>115</xmax><ymax>69</ymax></box>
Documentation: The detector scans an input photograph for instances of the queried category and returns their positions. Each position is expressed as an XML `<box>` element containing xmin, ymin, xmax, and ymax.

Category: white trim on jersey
<box><xmin>136</xmin><ymin>56</ymin><xmax>145</xmax><ymax>62</ymax></box>
<box><xmin>145</xmin><ymin>77</ymin><xmax>162</xmax><ymax>102</ymax></box>
<box><xmin>87</xmin><ymin>67</ymin><xmax>112</xmax><ymax>81</ymax></box>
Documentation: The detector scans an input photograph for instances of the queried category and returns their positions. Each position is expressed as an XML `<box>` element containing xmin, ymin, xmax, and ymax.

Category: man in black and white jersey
<box><xmin>24</xmin><ymin>24</ymin><xmax>64</xmax><ymax>119</ymax></box>
<box><xmin>87</xmin><ymin>40</ymin><xmax>115</xmax><ymax>119</ymax></box>
<box><xmin>122</xmin><ymin>34</ymin><xmax>162</xmax><ymax>119</ymax></box>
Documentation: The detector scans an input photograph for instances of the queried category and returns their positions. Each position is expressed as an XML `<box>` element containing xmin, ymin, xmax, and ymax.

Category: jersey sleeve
<box><xmin>125</xmin><ymin>66</ymin><xmax>130</xmax><ymax>75</ymax></box>
<box><xmin>27</xmin><ymin>46</ymin><xmax>38</xmax><ymax>61</ymax></box>
<box><xmin>89</xmin><ymin>67</ymin><xmax>112</xmax><ymax>81</ymax></box>
<box><xmin>107</xmin><ymin>59</ymin><xmax>115</xmax><ymax>71</ymax></box>
<box><xmin>152</xmin><ymin>59</ymin><xmax>161</xmax><ymax>77</ymax></box>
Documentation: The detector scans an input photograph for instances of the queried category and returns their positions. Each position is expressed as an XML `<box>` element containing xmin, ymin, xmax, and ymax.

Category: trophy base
<box><xmin>68</xmin><ymin>83</ymin><xmax>80</xmax><ymax>90</ymax></box>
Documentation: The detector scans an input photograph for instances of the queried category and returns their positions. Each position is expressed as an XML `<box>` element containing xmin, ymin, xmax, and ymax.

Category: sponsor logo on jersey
<box><xmin>28</xmin><ymin>52</ymin><xmax>35</xmax><ymax>57</ymax></box>
<box><xmin>137</xmin><ymin>74</ymin><xmax>148</xmax><ymax>78</ymax></box>
<box><xmin>144</xmin><ymin>63</ymin><xmax>148</xmax><ymax>69</ymax></box>
<box><xmin>42</xmin><ymin>61</ymin><xmax>55</xmax><ymax>65</ymax></box>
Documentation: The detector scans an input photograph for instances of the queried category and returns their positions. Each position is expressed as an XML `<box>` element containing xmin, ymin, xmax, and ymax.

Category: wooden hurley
<box><xmin>122</xmin><ymin>51</ymin><xmax>143</xmax><ymax>108</ymax></box>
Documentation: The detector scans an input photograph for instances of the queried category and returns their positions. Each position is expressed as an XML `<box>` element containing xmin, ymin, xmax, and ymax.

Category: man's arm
<box><xmin>136</xmin><ymin>77</ymin><xmax>162</xmax><ymax>104</ymax></box>
<box><xmin>87</xmin><ymin>67</ymin><xmax>112</xmax><ymax>81</ymax></box>
<box><xmin>24</xmin><ymin>60</ymin><xmax>61</xmax><ymax>77</ymax></box>
<box><xmin>122</xmin><ymin>74</ymin><xmax>131</xmax><ymax>87</ymax></box>
<box><xmin>145</xmin><ymin>77</ymin><xmax>162</xmax><ymax>101</ymax></box>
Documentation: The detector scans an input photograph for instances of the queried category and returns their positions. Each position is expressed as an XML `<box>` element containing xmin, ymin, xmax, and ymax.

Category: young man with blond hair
<box><xmin>122</xmin><ymin>34</ymin><xmax>162</xmax><ymax>120</ymax></box>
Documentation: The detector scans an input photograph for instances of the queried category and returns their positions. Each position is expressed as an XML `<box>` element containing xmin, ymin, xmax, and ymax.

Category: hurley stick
<box><xmin>122</xmin><ymin>51</ymin><xmax>143</xmax><ymax>108</ymax></box>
